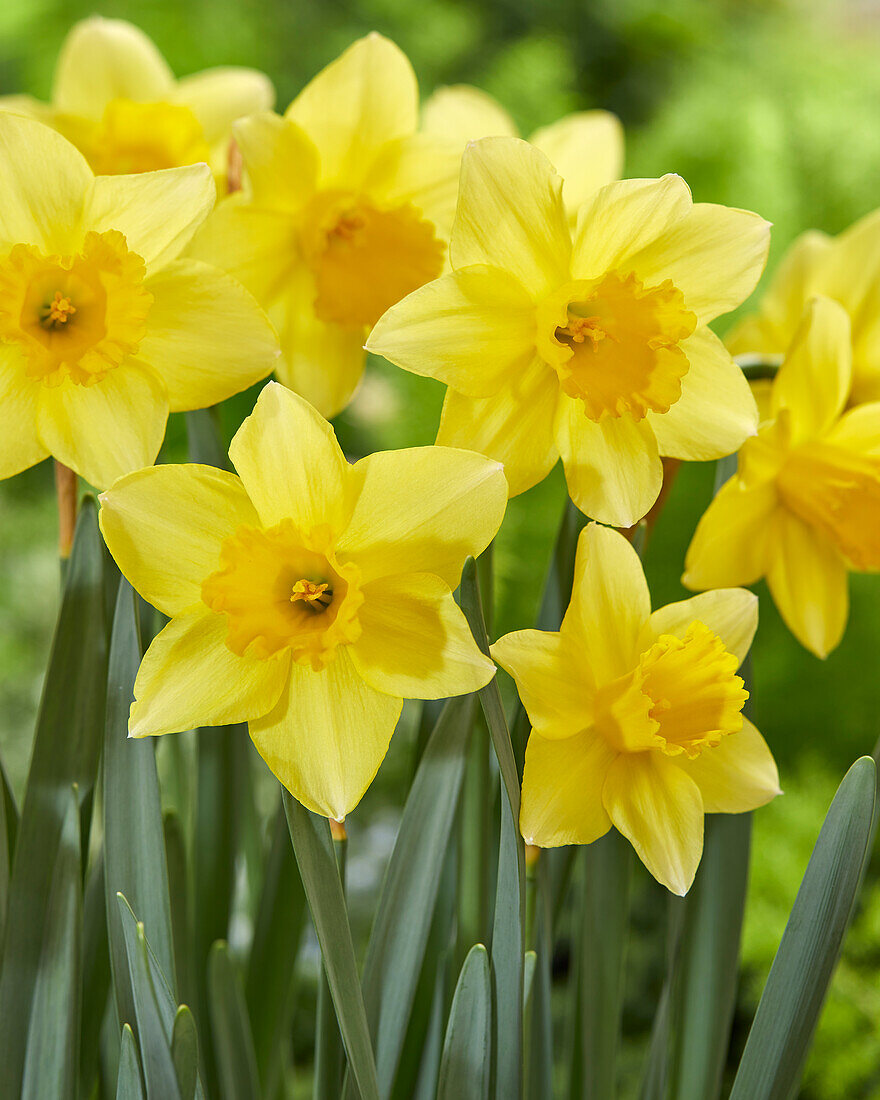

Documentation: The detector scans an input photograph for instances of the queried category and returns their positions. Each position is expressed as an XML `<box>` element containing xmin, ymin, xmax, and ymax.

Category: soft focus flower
<box><xmin>728</xmin><ymin>209</ymin><xmax>880</xmax><ymax>404</ymax></box>
<box><xmin>0</xmin><ymin>113</ymin><xmax>279</xmax><ymax>488</ymax></box>
<box><xmin>421</xmin><ymin>83</ymin><xmax>624</xmax><ymax>220</ymax></box>
<box><xmin>99</xmin><ymin>382</ymin><xmax>506</xmax><ymax>819</ymax></box>
<box><xmin>189</xmin><ymin>33</ymin><xmax>463</xmax><ymax>418</ymax></box>
<box><xmin>367</xmin><ymin>137</ymin><xmax>769</xmax><ymax>527</ymax></box>
<box><xmin>0</xmin><ymin>16</ymin><xmax>273</xmax><ymax>187</ymax></box>
<box><xmin>686</xmin><ymin>296</ymin><xmax>880</xmax><ymax>658</ymax></box>
<box><xmin>492</xmin><ymin>523</ymin><xmax>779</xmax><ymax>895</ymax></box>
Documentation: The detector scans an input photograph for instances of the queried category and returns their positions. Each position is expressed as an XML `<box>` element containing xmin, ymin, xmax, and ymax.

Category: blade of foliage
<box><xmin>0</xmin><ymin>498</ymin><xmax>106</xmax><ymax>1097</ymax></box>
<box><xmin>116</xmin><ymin>1024</ymin><xmax>145</xmax><ymax>1100</ymax></box>
<box><xmin>410</xmin><ymin>960</ymin><xmax>448</xmax><ymax>1100</ymax></box>
<box><xmin>186</xmin><ymin>407</ymin><xmax>229</xmax><ymax>471</ymax></box>
<box><xmin>316</xmin><ymin>831</ymin><xmax>348</xmax><ymax>1100</ymax></box>
<box><xmin>525</xmin><ymin>861</ymin><xmax>553</xmax><ymax>1100</ymax></box>
<box><xmin>0</xmin><ymin>758</ymin><xmax>11</xmax><ymax>966</ymax></box>
<box><xmin>208</xmin><ymin>942</ymin><xmax>261</xmax><ymax>1100</ymax></box>
<box><xmin>105</xmin><ymin>580</ymin><xmax>177</xmax><ymax>1031</ymax></box>
<box><xmin>437</xmin><ymin>944</ymin><xmax>492</xmax><ymax>1100</ymax></box>
<box><xmin>730</xmin><ymin>756</ymin><xmax>877</xmax><ymax>1100</ymax></box>
<box><xmin>80</xmin><ymin>853</ymin><xmax>110</xmax><ymax>1098</ymax></box>
<box><xmin>457</xmin><ymin>709</ymin><xmax>493</xmax><ymax>967</ymax></box>
<box><xmin>171</xmin><ymin>1007</ymin><xmax>199</xmax><ymax>1100</ymax></box>
<box><xmin>638</xmin><ymin>897</ymin><xmax>685</xmax><ymax>1100</ymax></box>
<box><xmin>164</xmin><ymin>813</ymin><xmax>195</xmax><ymax>1011</ymax></box>
<box><xmin>20</xmin><ymin>786</ymin><xmax>81</xmax><ymax>1100</ymax></box>
<box><xmin>283</xmin><ymin>793</ymin><xmax>380</xmax><ymax>1100</ymax></box>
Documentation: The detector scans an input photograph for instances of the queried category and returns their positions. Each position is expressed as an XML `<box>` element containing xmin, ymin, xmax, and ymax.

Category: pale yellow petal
<box><xmin>530</xmin><ymin>111</ymin><xmax>624</xmax><ymax>215</ymax></box>
<box><xmin>138</xmin><ymin>258</ymin><xmax>279</xmax><ymax>411</ymax></box>
<box><xmin>766</xmin><ymin>509</ymin><xmax>848</xmax><ymax>658</ymax></box>
<box><xmin>420</xmin><ymin>85</ymin><xmax>517</xmax><ymax>145</ymax></box>
<box><xmin>366</xmin><ymin>265</ymin><xmax>537</xmax><ymax>397</ymax></box>
<box><xmin>363</xmin><ymin>132</ymin><xmax>461</xmax><ymax>240</ymax></box>
<box><xmin>436</xmin><ymin>360</ymin><xmax>560</xmax><ymax>497</ymax></box>
<box><xmin>825</xmin><ymin>207</ymin><xmax>880</xmax><ymax>323</ymax></box>
<box><xmin>826</xmin><ymin>401</ymin><xmax>880</xmax><ymax>455</ymax></box>
<box><xmin>35</xmin><ymin>363</ymin><xmax>168</xmax><ymax>489</ymax></box>
<box><xmin>337</xmin><ymin>446</ymin><xmax>507</xmax><ymax>587</ymax></box>
<box><xmin>555</xmin><ymin>397</ymin><xmax>662</xmax><ymax>528</ymax></box>
<box><xmin>674</xmin><ymin>718</ymin><xmax>780</xmax><ymax>813</ymax></box>
<box><xmin>52</xmin><ymin>17</ymin><xmax>174</xmax><ymax>117</ymax></box>
<box><xmin>249</xmin><ymin>646</ymin><xmax>403</xmax><ymax>819</ymax></box>
<box><xmin>602</xmin><ymin>752</ymin><xmax>704</xmax><ymax>895</ymax></box>
<box><xmin>450</xmin><ymin>137</ymin><xmax>571</xmax><ymax>299</ymax></box>
<box><xmin>130</xmin><ymin>605</ymin><xmax>288</xmax><ymax>737</ymax></box>
<box><xmin>232</xmin><ymin>113</ymin><xmax>318</xmax><ymax>211</ymax></box>
<box><xmin>561</xmin><ymin>523</ymin><xmax>650</xmax><ymax>686</ymax></box>
<box><xmin>99</xmin><ymin>463</ymin><xmax>259</xmax><ymax>616</ymax></box>
<box><xmin>490</xmin><ymin>629</ymin><xmax>594</xmax><ymax>740</ymax></box>
<box><xmin>285</xmin><ymin>33</ymin><xmax>418</xmax><ymax>188</ymax></box>
<box><xmin>0</xmin><ymin>348</ymin><xmax>47</xmax><ymax>478</ymax></box>
<box><xmin>639</xmin><ymin>588</ymin><xmax>758</xmax><ymax>667</ymax></box>
<box><xmin>174</xmin><ymin>67</ymin><xmax>275</xmax><ymax>145</ymax></box>
<box><xmin>647</xmin><ymin>327</ymin><xmax>758</xmax><ymax>461</ymax></box>
<box><xmin>519</xmin><ymin>729</ymin><xmax>615</xmax><ymax>847</ymax></box>
<box><xmin>683</xmin><ymin>477</ymin><xmax>778</xmax><ymax>590</ymax></box>
<box><xmin>350</xmin><ymin>573</ymin><xmax>495</xmax><ymax>699</ymax></box>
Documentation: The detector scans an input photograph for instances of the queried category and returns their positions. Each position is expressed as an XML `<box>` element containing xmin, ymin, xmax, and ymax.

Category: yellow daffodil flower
<box><xmin>422</xmin><ymin>83</ymin><xmax>624</xmax><ymax>220</ymax></box>
<box><xmin>99</xmin><ymin>382</ymin><xmax>506</xmax><ymax>819</ymax></box>
<box><xmin>728</xmin><ymin>208</ymin><xmax>880</xmax><ymax>404</ymax></box>
<box><xmin>1</xmin><ymin>16</ymin><xmax>273</xmax><ymax>187</ymax></box>
<box><xmin>367</xmin><ymin>137</ymin><xmax>769</xmax><ymax>527</ymax></box>
<box><xmin>686</xmin><ymin>296</ymin><xmax>880</xmax><ymax>658</ymax></box>
<box><xmin>492</xmin><ymin>523</ymin><xmax>779</xmax><ymax>895</ymax></box>
<box><xmin>189</xmin><ymin>33</ymin><xmax>463</xmax><ymax>418</ymax></box>
<box><xmin>0</xmin><ymin>113</ymin><xmax>279</xmax><ymax>488</ymax></box>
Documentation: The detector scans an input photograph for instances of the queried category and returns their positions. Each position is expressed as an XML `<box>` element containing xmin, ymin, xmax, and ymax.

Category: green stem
<box><xmin>314</xmin><ymin>821</ymin><xmax>348</xmax><ymax>1100</ymax></box>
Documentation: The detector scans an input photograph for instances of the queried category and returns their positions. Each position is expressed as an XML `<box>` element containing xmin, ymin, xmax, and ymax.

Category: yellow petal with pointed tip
<box><xmin>531</xmin><ymin>111</ymin><xmax>624</xmax><ymax>216</ymax></box>
<box><xmin>420</xmin><ymin>85</ymin><xmax>517</xmax><ymax>145</ymax></box>
<box><xmin>232</xmin><ymin>113</ymin><xmax>317</xmax><ymax>211</ymax></box>
<box><xmin>683</xmin><ymin>477</ymin><xmax>778</xmax><ymax>590</ymax></box>
<box><xmin>0</xmin><ymin>347</ymin><xmax>46</xmax><ymax>478</ymax></box>
<box><xmin>674</xmin><ymin>718</ymin><xmax>780</xmax><ymax>813</ymax></box>
<box><xmin>174</xmin><ymin>67</ymin><xmax>274</xmax><ymax>145</ymax></box>
<box><xmin>639</xmin><ymin>588</ymin><xmax>758</xmax><ymax>667</ymax></box>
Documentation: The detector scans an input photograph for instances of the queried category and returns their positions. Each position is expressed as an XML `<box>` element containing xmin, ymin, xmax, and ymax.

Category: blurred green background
<box><xmin>2</xmin><ymin>0</ymin><xmax>880</xmax><ymax>1095</ymax></box>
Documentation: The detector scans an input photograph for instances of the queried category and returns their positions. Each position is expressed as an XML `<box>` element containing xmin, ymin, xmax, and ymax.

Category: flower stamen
<box><xmin>290</xmin><ymin>579</ymin><xmax>333</xmax><ymax>610</ymax></box>
<box><xmin>41</xmin><ymin>291</ymin><xmax>77</xmax><ymax>328</ymax></box>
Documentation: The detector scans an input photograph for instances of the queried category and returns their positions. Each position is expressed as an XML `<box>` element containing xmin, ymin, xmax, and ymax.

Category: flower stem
<box><xmin>54</xmin><ymin>460</ymin><xmax>78</xmax><ymax>563</ymax></box>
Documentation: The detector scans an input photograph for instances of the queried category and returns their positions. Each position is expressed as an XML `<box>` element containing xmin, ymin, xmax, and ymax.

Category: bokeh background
<box><xmin>2</xmin><ymin>0</ymin><xmax>880</xmax><ymax>1095</ymax></box>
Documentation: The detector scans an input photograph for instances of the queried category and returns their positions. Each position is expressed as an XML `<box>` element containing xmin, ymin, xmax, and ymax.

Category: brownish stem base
<box><xmin>54</xmin><ymin>460</ymin><xmax>78</xmax><ymax>560</ymax></box>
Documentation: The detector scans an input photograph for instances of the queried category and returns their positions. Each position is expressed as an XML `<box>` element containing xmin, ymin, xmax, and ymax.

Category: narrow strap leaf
<box><xmin>80</xmin><ymin>853</ymin><xmax>111</xmax><ymax>1098</ymax></box>
<box><xmin>207</xmin><ymin>942</ymin><xmax>261</xmax><ymax>1100</ymax></box>
<box><xmin>171</xmin><ymin>1006</ymin><xmax>199</xmax><ymax>1100</ymax></box>
<box><xmin>437</xmin><ymin>944</ymin><xmax>492</xmax><ymax>1100</ymax></box>
<box><xmin>116</xmin><ymin>1024</ymin><xmax>145</xmax><ymax>1100</ymax></box>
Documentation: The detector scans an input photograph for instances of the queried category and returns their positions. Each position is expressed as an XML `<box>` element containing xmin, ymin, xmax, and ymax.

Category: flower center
<box><xmin>201</xmin><ymin>520</ymin><xmax>363</xmax><ymax>669</ymax></box>
<box><xmin>777</xmin><ymin>441</ymin><xmax>880</xmax><ymax>570</ymax></box>
<box><xmin>300</xmin><ymin>190</ymin><xmax>445</xmax><ymax>328</ymax></box>
<box><xmin>70</xmin><ymin>98</ymin><xmax>212</xmax><ymax>175</ymax></box>
<box><xmin>0</xmin><ymin>230</ymin><xmax>153</xmax><ymax>386</ymax></box>
<box><xmin>537</xmin><ymin>271</ymin><xmax>697</xmax><ymax>421</ymax></box>
<box><xmin>593</xmin><ymin>621</ymin><xmax>747</xmax><ymax>758</ymax></box>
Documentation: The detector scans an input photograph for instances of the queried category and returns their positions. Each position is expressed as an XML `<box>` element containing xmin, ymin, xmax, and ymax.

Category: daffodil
<box><xmin>492</xmin><ymin>523</ymin><xmax>779</xmax><ymax>895</ymax></box>
<box><xmin>1</xmin><ymin>16</ymin><xmax>273</xmax><ymax>187</ymax></box>
<box><xmin>686</xmin><ymin>296</ymin><xmax>880</xmax><ymax>658</ymax></box>
<box><xmin>99</xmin><ymin>382</ymin><xmax>506</xmax><ymax>819</ymax></box>
<box><xmin>189</xmin><ymin>33</ymin><xmax>463</xmax><ymax>418</ymax></box>
<box><xmin>367</xmin><ymin>137</ymin><xmax>769</xmax><ymax>527</ymax></box>
<box><xmin>421</xmin><ymin>83</ymin><xmax>624</xmax><ymax>220</ymax></box>
<box><xmin>0</xmin><ymin>113</ymin><xmax>279</xmax><ymax>489</ymax></box>
<box><xmin>728</xmin><ymin>208</ymin><xmax>880</xmax><ymax>404</ymax></box>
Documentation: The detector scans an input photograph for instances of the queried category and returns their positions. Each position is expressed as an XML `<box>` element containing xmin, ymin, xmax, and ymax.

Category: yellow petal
<box><xmin>0</xmin><ymin>113</ymin><xmax>92</xmax><ymax>254</ymax></box>
<box><xmin>628</xmin><ymin>202</ymin><xmax>771</xmax><ymax>325</ymax></box>
<box><xmin>674</xmin><ymin>718</ymin><xmax>780</xmax><ymax>813</ymax></box>
<box><xmin>0</xmin><ymin>348</ymin><xmax>47</xmax><ymax>478</ymax></box>
<box><xmin>602</xmin><ymin>752</ymin><xmax>704</xmax><ymax>895</ymax></box>
<box><xmin>519</xmin><ymin>729</ymin><xmax>615</xmax><ymax>846</ymax></box>
<box><xmin>826</xmin><ymin>401</ymin><xmax>880</xmax><ymax>454</ymax></box>
<box><xmin>647</xmin><ymin>327</ymin><xmax>758</xmax><ymax>461</ymax></box>
<box><xmin>490</xmin><ymin>629</ymin><xmax>594</xmax><ymax>740</ymax></box>
<box><xmin>337</xmin><ymin>446</ymin><xmax>507</xmax><ymax>587</ymax></box>
<box><xmin>52</xmin><ymin>17</ymin><xmax>174</xmax><ymax>117</ymax></box>
<box><xmin>450</xmin><ymin>137</ymin><xmax>571</xmax><ymax>299</ymax></box>
<box><xmin>639</xmin><ymin>588</ymin><xmax>758</xmax><ymax>667</ymax></box>
<box><xmin>84</xmin><ymin>165</ymin><xmax>216</xmax><ymax>271</ymax></box>
<box><xmin>363</xmin><ymin>131</ymin><xmax>462</xmax><ymax>242</ymax></box>
<box><xmin>350</xmin><ymin>573</ymin><xmax>495</xmax><ymax>698</ymax></box>
<box><xmin>36</xmin><ymin>363</ymin><xmax>168</xmax><ymax>489</ymax></box>
<box><xmin>683</xmin><ymin>477</ymin><xmax>777</xmax><ymax>590</ymax></box>
<box><xmin>174</xmin><ymin>67</ymin><xmax>275</xmax><ymax>145</ymax></box>
<box><xmin>766</xmin><ymin>510</ymin><xmax>848</xmax><ymax>658</ymax></box>
<box><xmin>530</xmin><ymin>111</ymin><xmax>624</xmax><ymax>215</ymax></box>
<box><xmin>367</xmin><ymin>265</ymin><xmax>537</xmax><ymax>397</ymax></box>
<box><xmin>249</xmin><ymin>646</ymin><xmax>403</xmax><ymax>819</ymax></box>
<box><xmin>771</xmin><ymin>296</ymin><xmax>852</xmax><ymax>443</ymax></box>
<box><xmin>555</xmin><ymin>397</ymin><xmax>662</xmax><ymax>527</ymax></box>
<box><xmin>285</xmin><ymin>33</ymin><xmax>417</xmax><ymax>188</ymax></box>
<box><xmin>570</xmin><ymin>175</ymin><xmax>692</xmax><ymax>280</ymax></box>
<box><xmin>436</xmin><ymin>360</ymin><xmax>560</xmax><ymax>497</ymax></box>
<box><xmin>138</xmin><ymin>258</ymin><xmax>279</xmax><ymax>411</ymax></box>
<box><xmin>130</xmin><ymin>605</ymin><xmax>288</xmax><ymax>737</ymax></box>
<box><xmin>229</xmin><ymin>382</ymin><xmax>350</xmax><ymax>532</ymax></box>
<box><xmin>420</xmin><ymin>84</ymin><xmax>517</xmax><ymax>145</ymax></box>
<box><xmin>232</xmin><ymin>113</ymin><xmax>318</xmax><ymax>211</ymax></box>
<box><xmin>561</xmin><ymin>523</ymin><xmax>650</xmax><ymax>686</ymax></box>
<box><xmin>99</xmin><ymin>463</ymin><xmax>259</xmax><ymax>616</ymax></box>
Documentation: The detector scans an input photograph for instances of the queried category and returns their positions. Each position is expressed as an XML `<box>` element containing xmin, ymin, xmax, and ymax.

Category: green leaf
<box><xmin>186</xmin><ymin>407</ymin><xmax>229</xmax><ymax>470</ymax></box>
<box><xmin>164</xmin><ymin>813</ymin><xmax>195</xmax><ymax>1012</ymax></box>
<box><xmin>207</xmin><ymin>942</ymin><xmax>261</xmax><ymax>1100</ymax></box>
<box><xmin>283</xmin><ymin>793</ymin><xmax>380</xmax><ymax>1100</ymax></box>
<box><xmin>0</xmin><ymin>756</ymin><xmax>12</xmax><ymax>967</ymax></box>
<box><xmin>524</xmin><ymin>861</ymin><xmax>553</xmax><ymax>1100</ymax></box>
<box><xmin>730</xmin><ymin>756</ymin><xmax>877</xmax><ymax>1100</ymax></box>
<box><xmin>116</xmin><ymin>1024</ymin><xmax>145</xmax><ymax>1100</ymax></box>
<box><xmin>171</xmin><ymin>1007</ymin><xmax>199</xmax><ymax>1100</ymax></box>
<box><xmin>437</xmin><ymin>944</ymin><xmax>492</xmax><ymax>1100</ymax></box>
<box><xmin>0</xmin><ymin>499</ymin><xmax>107</xmax><ymax>1098</ymax></box>
<box><xmin>21</xmin><ymin>786</ymin><xmax>81</xmax><ymax>1100</ymax></box>
<box><xmin>80</xmin><ymin>853</ymin><xmax>111</xmax><ymax>1098</ymax></box>
<box><xmin>316</xmin><ymin>830</ymin><xmax>347</xmax><ymax>1100</ymax></box>
<box><xmin>104</xmin><ymin>580</ymin><xmax>177</xmax><ymax>1032</ymax></box>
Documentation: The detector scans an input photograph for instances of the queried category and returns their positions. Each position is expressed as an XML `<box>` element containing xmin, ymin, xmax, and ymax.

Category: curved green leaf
<box><xmin>116</xmin><ymin>1024</ymin><xmax>145</xmax><ymax>1100</ymax></box>
<box><xmin>172</xmin><ymin>1007</ymin><xmax>199</xmax><ymax>1100</ymax></box>
<box><xmin>207</xmin><ymin>942</ymin><xmax>260</xmax><ymax>1100</ymax></box>
<box><xmin>437</xmin><ymin>944</ymin><xmax>492</xmax><ymax>1100</ymax></box>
